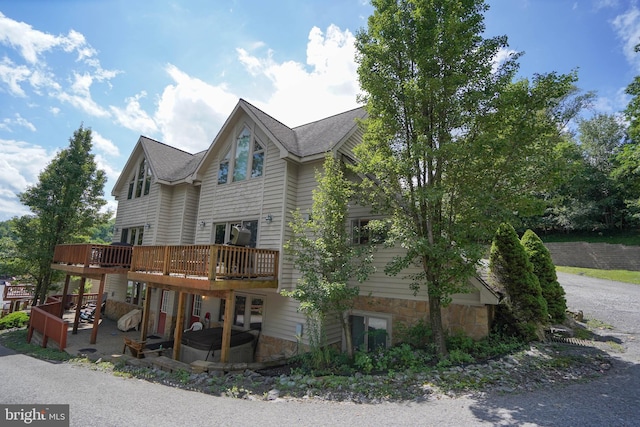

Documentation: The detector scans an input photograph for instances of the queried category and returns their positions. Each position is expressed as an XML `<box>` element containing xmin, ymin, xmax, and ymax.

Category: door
<box><xmin>158</xmin><ymin>290</ymin><xmax>169</xmax><ymax>335</ymax></box>
<box><xmin>190</xmin><ymin>294</ymin><xmax>202</xmax><ymax>326</ymax></box>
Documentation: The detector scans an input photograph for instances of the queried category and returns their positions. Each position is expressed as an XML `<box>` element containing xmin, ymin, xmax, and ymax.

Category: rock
<box><xmin>267</xmin><ymin>389</ymin><xmax>280</xmax><ymax>400</ymax></box>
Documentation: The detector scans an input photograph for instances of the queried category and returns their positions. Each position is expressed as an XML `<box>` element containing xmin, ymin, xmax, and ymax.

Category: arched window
<box><xmin>128</xmin><ymin>157</ymin><xmax>152</xmax><ymax>199</ymax></box>
<box><xmin>218</xmin><ymin>126</ymin><xmax>265</xmax><ymax>185</ymax></box>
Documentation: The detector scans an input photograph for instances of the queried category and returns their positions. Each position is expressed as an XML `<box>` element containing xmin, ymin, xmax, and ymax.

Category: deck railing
<box><xmin>131</xmin><ymin>244</ymin><xmax>279</xmax><ymax>280</ymax></box>
<box><xmin>50</xmin><ymin>293</ymin><xmax>99</xmax><ymax>309</ymax></box>
<box><xmin>3</xmin><ymin>284</ymin><xmax>35</xmax><ymax>300</ymax></box>
<box><xmin>53</xmin><ymin>243</ymin><xmax>133</xmax><ymax>268</ymax></box>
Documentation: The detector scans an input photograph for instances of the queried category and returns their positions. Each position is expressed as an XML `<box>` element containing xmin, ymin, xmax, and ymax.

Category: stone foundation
<box><xmin>254</xmin><ymin>334</ymin><xmax>304</xmax><ymax>362</ymax></box>
<box><xmin>352</xmin><ymin>295</ymin><xmax>492</xmax><ymax>341</ymax></box>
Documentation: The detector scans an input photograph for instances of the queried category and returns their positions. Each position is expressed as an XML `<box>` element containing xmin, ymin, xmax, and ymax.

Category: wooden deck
<box><xmin>128</xmin><ymin>244</ymin><xmax>279</xmax><ymax>292</ymax></box>
<box><xmin>51</xmin><ymin>244</ymin><xmax>133</xmax><ymax>279</ymax></box>
<box><xmin>51</xmin><ymin>243</ymin><xmax>279</xmax><ymax>292</ymax></box>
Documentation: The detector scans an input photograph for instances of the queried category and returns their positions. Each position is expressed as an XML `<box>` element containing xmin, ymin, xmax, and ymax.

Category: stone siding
<box><xmin>352</xmin><ymin>295</ymin><xmax>492</xmax><ymax>341</ymax></box>
<box><xmin>254</xmin><ymin>334</ymin><xmax>304</xmax><ymax>362</ymax></box>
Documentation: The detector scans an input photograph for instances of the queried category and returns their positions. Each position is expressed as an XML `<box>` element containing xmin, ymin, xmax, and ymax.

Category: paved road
<box><xmin>0</xmin><ymin>273</ymin><xmax>638</xmax><ymax>427</ymax></box>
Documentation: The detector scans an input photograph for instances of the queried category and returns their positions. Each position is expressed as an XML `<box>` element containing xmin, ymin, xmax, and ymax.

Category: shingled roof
<box><xmin>239</xmin><ymin>98</ymin><xmax>366</xmax><ymax>158</ymax></box>
<box><xmin>129</xmin><ymin>100</ymin><xmax>365</xmax><ymax>190</ymax></box>
<box><xmin>140</xmin><ymin>136</ymin><xmax>206</xmax><ymax>183</ymax></box>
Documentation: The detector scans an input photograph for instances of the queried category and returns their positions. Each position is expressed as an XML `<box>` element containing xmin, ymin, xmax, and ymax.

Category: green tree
<box><xmin>489</xmin><ymin>224</ymin><xmax>548</xmax><ymax>341</ymax></box>
<box><xmin>354</xmin><ymin>0</ymin><xmax>583</xmax><ymax>357</ymax></box>
<box><xmin>521</xmin><ymin>229</ymin><xmax>566</xmax><ymax>323</ymax></box>
<box><xmin>15</xmin><ymin>125</ymin><xmax>108</xmax><ymax>305</ymax></box>
<box><xmin>282</xmin><ymin>154</ymin><xmax>374</xmax><ymax>364</ymax></box>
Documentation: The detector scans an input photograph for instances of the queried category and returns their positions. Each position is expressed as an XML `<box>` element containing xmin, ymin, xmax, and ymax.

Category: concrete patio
<box><xmin>62</xmin><ymin>310</ymin><xmax>170</xmax><ymax>361</ymax></box>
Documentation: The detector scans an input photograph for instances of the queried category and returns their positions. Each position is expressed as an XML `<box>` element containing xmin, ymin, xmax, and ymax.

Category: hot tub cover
<box><xmin>181</xmin><ymin>327</ymin><xmax>255</xmax><ymax>351</ymax></box>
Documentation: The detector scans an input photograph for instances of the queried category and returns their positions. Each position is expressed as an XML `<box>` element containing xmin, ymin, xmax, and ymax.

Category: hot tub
<box><xmin>180</xmin><ymin>327</ymin><xmax>257</xmax><ymax>364</ymax></box>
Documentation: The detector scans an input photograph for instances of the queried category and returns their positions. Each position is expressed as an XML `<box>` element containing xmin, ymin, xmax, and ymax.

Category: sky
<box><xmin>0</xmin><ymin>0</ymin><xmax>639</xmax><ymax>222</ymax></box>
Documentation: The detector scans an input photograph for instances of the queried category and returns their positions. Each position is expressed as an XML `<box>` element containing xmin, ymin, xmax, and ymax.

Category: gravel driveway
<box><xmin>0</xmin><ymin>273</ymin><xmax>638</xmax><ymax>427</ymax></box>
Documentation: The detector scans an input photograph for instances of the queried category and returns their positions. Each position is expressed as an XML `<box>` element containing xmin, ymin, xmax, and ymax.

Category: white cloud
<box><xmin>91</xmin><ymin>130</ymin><xmax>120</xmax><ymax>157</ymax></box>
<box><xmin>236</xmin><ymin>25</ymin><xmax>360</xmax><ymax>126</ymax></box>
<box><xmin>595</xmin><ymin>0</ymin><xmax>620</xmax><ymax>10</ymax></box>
<box><xmin>593</xmin><ymin>86</ymin><xmax>630</xmax><ymax>113</ymax></box>
<box><xmin>492</xmin><ymin>47</ymin><xmax>518</xmax><ymax>74</ymax></box>
<box><xmin>145</xmin><ymin>24</ymin><xmax>360</xmax><ymax>154</ymax></box>
<box><xmin>0</xmin><ymin>12</ymin><xmax>62</xmax><ymax>64</ymax></box>
<box><xmin>110</xmin><ymin>92</ymin><xmax>158</xmax><ymax>135</ymax></box>
<box><xmin>0</xmin><ymin>57</ymin><xmax>30</xmax><ymax>97</ymax></box>
<box><xmin>0</xmin><ymin>12</ymin><xmax>119</xmax><ymax>118</ymax></box>
<box><xmin>154</xmin><ymin>64</ymin><xmax>238</xmax><ymax>152</ymax></box>
<box><xmin>0</xmin><ymin>138</ymin><xmax>55</xmax><ymax>219</ymax></box>
<box><xmin>612</xmin><ymin>7</ymin><xmax>640</xmax><ymax>72</ymax></box>
<box><xmin>0</xmin><ymin>113</ymin><xmax>36</xmax><ymax>132</ymax></box>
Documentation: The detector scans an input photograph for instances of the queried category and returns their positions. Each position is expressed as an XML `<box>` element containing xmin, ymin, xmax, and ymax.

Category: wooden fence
<box><xmin>27</xmin><ymin>297</ymin><xmax>68</xmax><ymax>351</ymax></box>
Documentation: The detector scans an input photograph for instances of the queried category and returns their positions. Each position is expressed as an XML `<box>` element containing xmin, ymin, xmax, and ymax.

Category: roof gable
<box><xmin>111</xmin><ymin>136</ymin><xmax>203</xmax><ymax>196</ymax></box>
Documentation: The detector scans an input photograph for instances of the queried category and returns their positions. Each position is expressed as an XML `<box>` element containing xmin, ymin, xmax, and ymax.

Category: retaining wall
<box><xmin>545</xmin><ymin>242</ymin><xmax>640</xmax><ymax>271</ymax></box>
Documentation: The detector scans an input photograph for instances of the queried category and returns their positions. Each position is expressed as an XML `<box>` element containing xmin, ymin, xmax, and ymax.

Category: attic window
<box><xmin>218</xmin><ymin>149</ymin><xmax>231</xmax><ymax>184</ymax></box>
<box><xmin>128</xmin><ymin>158</ymin><xmax>152</xmax><ymax>199</ymax></box>
<box><xmin>218</xmin><ymin>126</ymin><xmax>264</xmax><ymax>185</ymax></box>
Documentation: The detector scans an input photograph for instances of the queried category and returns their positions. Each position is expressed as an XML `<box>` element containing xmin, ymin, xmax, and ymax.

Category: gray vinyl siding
<box><xmin>112</xmin><ymin>172</ymin><xmax>160</xmax><ymax>245</ymax></box>
<box><xmin>279</xmin><ymin>161</ymin><xmax>299</xmax><ymax>290</ymax></box>
<box><xmin>337</xmin><ymin>126</ymin><xmax>364</xmax><ymax>159</ymax></box>
<box><xmin>260</xmin><ymin>291</ymin><xmax>306</xmax><ymax>344</ymax></box>
<box><xmin>194</xmin><ymin>114</ymin><xmax>286</xmax><ymax>248</ymax></box>
<box><xmin>155</xmin><ymin>184</ymin><xmax>200</xmax><ymax>245</ymax></box>
<box><xmin>348</xmin><ymin>202</ymin><xmax>487</xmax><ymax>306</ymax></box>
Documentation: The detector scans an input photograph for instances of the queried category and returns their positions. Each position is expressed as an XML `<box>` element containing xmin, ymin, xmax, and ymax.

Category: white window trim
<box><xmin>218</xmin><ymin>292</ymin><xmax>265</xmax><ymax>331</ymax></box>
<box><xmin>344</xmin><ymin>310</ymin><xmax>393</xmax><ymax>352</ymax></box>
<box><xmin>217</xmin><ymin>124</ymin><xmax>265</xmax><ymax>185</ymax></box>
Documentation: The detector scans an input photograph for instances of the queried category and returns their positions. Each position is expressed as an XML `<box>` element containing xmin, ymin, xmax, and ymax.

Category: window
<box><xmin>350</xmin><ymin>313</ymin><xmax>390</xmax><ymax>352</ymax></box>
<box><xmin>219</xmin><ymin>294</ymin><xmax>263</xmax><ymax>330</ymax></box>
<box><xmin>213</xmin><ymin>220</ymin><xmax>258</xmax><ymax>248</ymax></box>
<box><xmin>218</xmin><ymin>126</ymin><xmax>265</xmax><ymax>185</ymax></box>
<box><xmin>121</xmin><ymin>227</ymin><xmax>144</xmax><ymax>245</ymax></box>
<box><xmin>126</xmin><ymin>281</ymin><xmax>146</xmax><ymax>305</ymax></box>
<box><xmin>351</xmin><ymin>219</ymin><xmax>387</xmax><ymax>245</ymax></box>
<box><xmin>218</xmin><ymin>149</ymin><xmax>231</xmax><ymax>184</ymax></box>
<box><xmin>193</xmin><ymin>295</ymin><xmax>202</xmax><ymax>318</ymax></box>
<box><xmin>127</xmin><ymin>158</ymin><xmax>152</xmax><ymax>199</ymax></box>
<box><xmin>251</xmin><ymin>139</ymin><xmax>264</xmax><ymax>178</ymax></box>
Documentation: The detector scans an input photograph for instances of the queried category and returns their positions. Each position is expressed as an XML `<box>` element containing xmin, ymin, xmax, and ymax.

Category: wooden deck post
<box><xmin>90</xmin><ymin>274</ymin><xmax>106</xmax><ymax>344</ymax></box>
<box><xmin>140</xmin><ymin>284</ymin><xmax>152</xmax><ymax>342</ymax></box>
<box><xmin>172</xmin><ymin>291</ymin><xmax>186</xmax><ymax>360</ymax></box>
<box><xmin>220</xmin><ymin>289</ymin><xmax>235</xmax><ymax>363</ymax></box>
<box><xmin>72</xmin><ymin>277</ymin><xmax>86</xmax><ymax>334</ymax></box>
<box><xmin>59</xmin><ymin>275</ymin><xmax>71</xmax><ymax>318</ymax></box>
<box><xmin>209</xmin><ymin>245</ymin><xmax>218</xmax><ymax>280</ymax></box>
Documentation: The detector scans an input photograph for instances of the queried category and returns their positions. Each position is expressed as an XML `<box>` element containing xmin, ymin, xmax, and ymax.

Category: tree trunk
<box><xmin>429</xmin><ymin>296</ymin><xmax>448</xmax><ymax>359</ymax></box>
<box><xmin>341</xmin><ymin>314</ymin><xmax>354</xmax><ymax>359</ymax></box>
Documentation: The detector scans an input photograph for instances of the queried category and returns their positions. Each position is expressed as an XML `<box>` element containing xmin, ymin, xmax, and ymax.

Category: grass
<box><xmin>555</xmin><ymin>266</ymin><xmax>640</xmax><ymax>285</ymax></box>
<box><xmin>0</xmin><ymin>328</ymin><xmax>74</xmax><ymax>362</ymax></box>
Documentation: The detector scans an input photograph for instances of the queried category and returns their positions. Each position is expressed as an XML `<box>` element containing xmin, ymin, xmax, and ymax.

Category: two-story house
<box><xmin>53</xmin><ymin>98</ymin><xmax>499</xmax><ymax>363</ymax></box>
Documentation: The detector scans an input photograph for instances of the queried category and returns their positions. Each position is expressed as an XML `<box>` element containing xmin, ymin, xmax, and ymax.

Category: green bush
<box><xmin>394</xmin><ymin>319</ymin><xmax>433</xmax><ymax>349</ymax></box>
<box><xmin>521</xmin><ymin>229</ymin><xmax>567</xmax><ymax>322</ymax></box>
<box><xmin>0</xmin><ymin>311</ymin><xmax>29</xmax><ymax>330</ymax></box>
<box><xmin>489</xmin><ymin>223</ymin><xmax>548</xmax><ymax>341</ymax></box>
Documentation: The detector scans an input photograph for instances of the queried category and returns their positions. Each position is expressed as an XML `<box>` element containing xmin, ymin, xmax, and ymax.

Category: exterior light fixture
<box><xmin>145</xmin><ymin>223</ymin><xmax>151</xmax><ymax>230</ymax></box>
<box><xmin>265</xmin><ymin>214</ymin><xmax>273</xmax><ymax>224</ymax></box>
<box><xmin>199</xmin><ymin>220</ymin><xmax>206</xmax><ymax>228</ymax></box>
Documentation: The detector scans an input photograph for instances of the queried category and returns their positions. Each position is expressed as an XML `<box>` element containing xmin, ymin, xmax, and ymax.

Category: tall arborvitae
<box><xmin>489</xmin><ymin>223</ymin><xmax>548</xmax><ymax>341</ymax></box>
<box><xmin>521</xmin><ymin>229</ymin><xmax>567</xmax><ymax>323</ymax></box>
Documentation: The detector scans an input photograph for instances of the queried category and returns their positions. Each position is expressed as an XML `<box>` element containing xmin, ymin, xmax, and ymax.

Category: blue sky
<box><xmin>0</xmin><ymin>0</ymin><xmax>638</xmax><ymax>221</ymax></box>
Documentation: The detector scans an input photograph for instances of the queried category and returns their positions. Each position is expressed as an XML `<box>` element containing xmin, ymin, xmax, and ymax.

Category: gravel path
<box><xmin>0</xmin><ymin>273</ymin><xmax>638</xmax><ymax>426</ymax></box>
